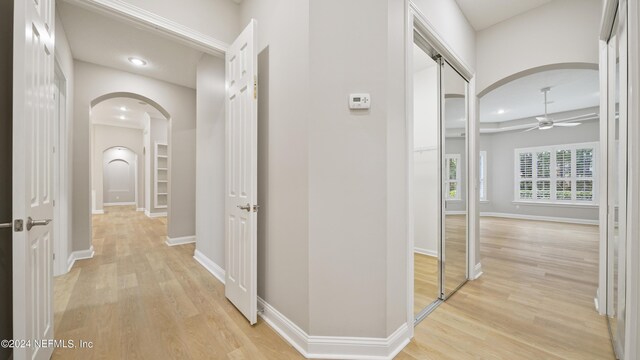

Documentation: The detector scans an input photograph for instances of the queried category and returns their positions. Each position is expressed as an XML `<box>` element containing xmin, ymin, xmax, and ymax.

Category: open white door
<box><xmin>13</xmin><ymin>0</ymin><xmax>56</xmax><ymax>358</ymax></box>
<box><xmin>225</xmin><ymin>20</ymin><xmax>258</xmax><ymax>324</ymax></box>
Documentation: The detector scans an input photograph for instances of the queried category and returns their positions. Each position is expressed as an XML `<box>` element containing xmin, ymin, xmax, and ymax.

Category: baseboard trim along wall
<box><xmin>136</xmin><ymin>208</ymin><xmax>144</xmax><ymax>212</ymax></box>
<box><xmin>473</xmin><ymin>262</ymin><xmax>483</xmax><ymax>280</ymax></box>
<box><xmin>104</xmin><ymin>202</ymin><xmax>137</xmax><ymax>206</ymax></box>
<box><xmin>67</xmin><ymin>246</ymin><xmax>95</xmax><ymax>272</ymax></box>
<box><xmin>480</xmin><ymin>212</ymin><xmax>599</xmax><ymax>225</ymax></box>
<box><xmin>193</xmin><ymin>249</ymin><xmax>226</xmax><ymax>285</ymax></box>
<box><xmin>145</xmin><ymin>210</ymin><xmax>167</xmax><ymax>218</ymax></box>
<box><xmin>92</xmin><ymin>210</ymin><xmax>104</xmax><ymax>215</ymax></box>
<box><xmin>414</xmin><ymin>247</ymin><xmax>437</xmax><ymax>257</ymax></box>
<box><xmin>165</xmin><ymin>235</ymin><xmax>196</xmax><ymax>247</ymax></box>
<box><xmin>257</xmin><ymin>297</ymin><xmax>411</xmax><ymax>360</ymax></box>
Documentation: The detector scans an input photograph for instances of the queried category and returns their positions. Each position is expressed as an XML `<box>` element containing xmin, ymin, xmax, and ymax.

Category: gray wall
<box><xmin>91</xmin><ymin>125</ymin><xmax>144</xmax><ymax>210</ymax></box>
<box><xmin>240</xmin><ymin>0</ymin><xmax>311</xmax><ymax>333</ymax></box>
<box><xmin>73</xmin><ymin>61</ymin><xmax>197</xmax><ymax>251</ymax></box>
<box><xmin>195</xmin><ymin>54</ymin><xmax>226</xmax><ymax>268</ymax></box>
<box><xmin>480</xmin><ymin>119</ymin><xmax>600</xmax><ymax>221</ymax></box>
<box><xmin>0</xmin><ymin>0</ymin><xmax>12</xmax><ymax>357</ymax></box>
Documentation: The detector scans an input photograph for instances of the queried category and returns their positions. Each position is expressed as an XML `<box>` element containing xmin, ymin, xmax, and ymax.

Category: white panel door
<box><xmin>13</xmin><ymin>0</ymin><xmax>55</xmax><ymax>358</ymax></box>
<box><xmin>225</xmin><ymin>20</ymin><xmax>258</xmax><ymax>324</ymax></box>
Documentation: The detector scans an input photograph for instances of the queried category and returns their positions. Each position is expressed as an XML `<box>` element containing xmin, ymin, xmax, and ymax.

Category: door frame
<box><xmin>53</xmin><ymin>61</ymin><xmax>70</xmax><ymax>276</ymax></box>
<box><xmin>405</xmin><ymin>1</ymin><xmax>479</xmax><ymax>332</ymax></box>
<box><xmin>600</xmin><ymin>0</ymin><xmax>640</xmax><ymax>358</ymax></box>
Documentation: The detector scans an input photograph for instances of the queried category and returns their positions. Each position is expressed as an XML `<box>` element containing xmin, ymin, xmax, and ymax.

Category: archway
<box><xmin>102</xmin><ymin>146</ymin><xmax>137</xmax><ymax>206</ymax></box>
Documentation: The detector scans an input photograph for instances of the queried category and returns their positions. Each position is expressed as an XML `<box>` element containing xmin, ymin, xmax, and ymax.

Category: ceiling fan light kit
<box><xmin>521</xmin><ymin>87</ymin><xmax>583</xmax><ymax>132</ymax></box>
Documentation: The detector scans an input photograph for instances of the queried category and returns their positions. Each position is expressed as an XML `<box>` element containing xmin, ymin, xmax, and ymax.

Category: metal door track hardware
<box><xmin>0</xmin><ymin>222</ymin><xmax>11</xmax><ymax>229</ymax></box>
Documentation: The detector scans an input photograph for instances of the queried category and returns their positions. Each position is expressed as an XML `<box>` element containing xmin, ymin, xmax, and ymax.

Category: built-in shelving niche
<box><xmin>154</xmin><ymin>142</ymin><xmax>168</xmax><ymax>209</ymax></box>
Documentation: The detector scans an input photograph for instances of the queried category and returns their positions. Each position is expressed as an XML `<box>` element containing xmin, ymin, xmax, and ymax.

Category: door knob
<box><xmin>26</xmin><ymin>217</ymin><xmax>52</xmax><ymax>231</ymax></box>
<box><xmin>237</xmin><ymin>204</ymin><xmax>260</xmax><ymax>212</ymax></box>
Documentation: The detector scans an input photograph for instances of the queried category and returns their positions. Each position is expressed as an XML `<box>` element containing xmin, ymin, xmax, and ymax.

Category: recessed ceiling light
<box><xmin>128</xmin><ymin>57</ymin><xmax>147</xmax><ymax>66</ymax></box>
<box><xmin>497</xmin><ymin>109</ymin><xmax>505</xmax><ymax>114</ymax></box>
<box><xmin>120</xmin><ymin>106</ymin><xmax>127</xmax><ymax>111</ymax></box>
<box><xmin>119</xmin><ymin>115</ymin><xmax>126</xmax><ymax>120</ymax></box>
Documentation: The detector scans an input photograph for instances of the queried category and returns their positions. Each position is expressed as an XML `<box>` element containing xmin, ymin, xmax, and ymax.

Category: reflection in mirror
<box><xmin>412</xmin><ymin>43</ymin><xmax>440</xmax><ymax>316</ymax></box>
<box><xmin>442</xmin><ymin>61</ymin><xmax>468</xmax><ymax>298</ymax></box>
<box><xmin>608</xmin><ymin>14</ymin><xmax>626</xmax><ymax>357</ymax></box>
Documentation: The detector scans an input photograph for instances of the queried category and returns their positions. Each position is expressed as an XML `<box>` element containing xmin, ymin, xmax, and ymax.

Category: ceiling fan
<box><xmin>522</xmin><ymin>87</ymin><xmax>583</xmax><ymax>132</ymax></box>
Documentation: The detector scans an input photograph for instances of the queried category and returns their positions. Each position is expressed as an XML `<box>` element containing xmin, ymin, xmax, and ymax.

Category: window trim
<box><xmin>445</xmin><ymin>154</ymin><xmax>461</xmax><ymax>201</ymax></box>
<box><xmin>513</xmin><ymin>141</ymin><xmax>599</xmax><ymax>206</ymax></box>
<box><xmin>479</xmin><ymin>151</ymin><xmax>488</xmax><ymax>201</ymax></box>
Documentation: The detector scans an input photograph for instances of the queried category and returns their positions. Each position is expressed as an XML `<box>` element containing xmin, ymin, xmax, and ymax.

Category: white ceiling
<box><xmin>58</xmin><ymin>2</ymin><xmax>204</xmax><ymax>89</ymax></box>
<box><xmin>480</xmin><ymin>68</ymin><xmax>599</xmax><ymax>123</ymax></box>
<box><xmin>454</xmin><ymin>0</ymin><xmax>553</xmax><ymax>30</ymax></box>
<box><xmin>92</xmin><ymin>97</ymin><xmax>165</xmax><ymax>129</ymax></box>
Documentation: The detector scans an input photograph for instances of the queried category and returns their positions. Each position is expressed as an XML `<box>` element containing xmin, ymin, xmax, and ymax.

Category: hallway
<box><xmin>52</xmin><ymin>208</ymin><xmax>615</xmax><ymax>359</ymax></box>
<box><xmin>53</xmin><ymin>206</ymin><xmax>301</xmax><ymax>359</ymax></box>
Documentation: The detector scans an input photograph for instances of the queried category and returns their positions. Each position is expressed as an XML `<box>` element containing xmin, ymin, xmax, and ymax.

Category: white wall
<box><xmin>476</xmin><ymin>0</ymin><xmax>602</xmax><ymax>94</ymax></box>
<box><xmin>412</xmin><ymin>0</ymin><xmax>477</xmax><ymax>71</ymax></box>
<box><xmin>91</xmin><ymin>124</ymin><xmax>144</xmax><ymax>210</ymax></box>
<box><xmin>413</xmin><ymin>65</ymin><xmax>439</xmax><ymax>256</ymax></box>
<box><xmin>102</xmin><ymin>147</ymin><xmax>137</xmax><ymax>204</ymax></box>
<box><xmin>195</xmin><ymin>54</ymin><xmax>226</xmax><ymax>268</ymax></box>
<box><xmin>119</xmin><ymin>0</ymin><xmax>241</xmax><ymax>44</ymax></box>
<box><xmin>143</xmin><ymin>114</ymin><xmax>151</xmax><ymax>211</ymax></box>
<box><xmin>73</xmin><ymin>61</ymin><xmax>196</xmax><ymax>251</ymax></box>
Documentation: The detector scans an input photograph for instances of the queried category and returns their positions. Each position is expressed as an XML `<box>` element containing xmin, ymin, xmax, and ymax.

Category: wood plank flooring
<box><xmin>53</xmin><ymin>208</ymin><xmax>614</xmax><ymax>359</ymax></box>
<box><xmin>402</xmin><ymin>217</ymin><xmax>614</xmax><ymax>360</ymax></box>
<box><xmin>414</xmin><ymin>254</ymin><xmax>439</xmax><ymax>314</ymax></box>
<box><xmin>53</xmin><ymin>206</ymin><xmax>302</xmax><ymax>360</ymax></box>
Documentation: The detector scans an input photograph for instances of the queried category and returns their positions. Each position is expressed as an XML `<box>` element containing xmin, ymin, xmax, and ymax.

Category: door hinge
<box><xmin>53</xmin><ymin>146</ymin><xmax>55</xmax><ymax>153</ymax></box>
<box><xmin>53</xmin><ymin>200</ymin><xmax>56</xmax><ymax>207</ymax></box>
<box><xmin>53</xmin><ymin>253</ymin><xmax>56</xmax><ymax>260</ymax></box>
<box><xmin>253</xmin><ymin>76</ymin><xmax>257</xmax><ymax>99</ymax></box>
<box><xmin>14</xmin><ymin>219</ymin><xmax>24</xmax><ymax>232</ymax></box>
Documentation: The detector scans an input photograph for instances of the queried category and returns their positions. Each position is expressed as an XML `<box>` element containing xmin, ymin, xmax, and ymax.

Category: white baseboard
<box><xmin>92</xmin><ymin>210</ymin><xmax>104</xmax><ymax>215</ymax></box>
<box><xmin>472</xmin><ymin>262</ymin><xmax>483</xmax><ymax>280</ymax></box>
<box><xmin>480</xmin><ymin>212</ymin><xmax>599</xmax><ymax>225</ymax></box>
<box><xmin>145</xmin><ymin>210</ymin><xmax>167</xmax><ymax>218</ymax></box>
<box><xmin>104</xmin><ymin>202</ymin><xmax>136</xmax><ymax>206</ymax></box>
<box><xmin>445</xmin><ymin>210</ymin><xmax>466</xmax><ymax>215</ymax></box>
<box><xmin>414</xmin><ymin>247</ymin><xmax>437</xmax><ymax>257</ymax></box>
<box><xmin>193</xmin><ymin>249</ymin><xmax>226</xmax><ymax>284</ymax></box>
<box><xmin>67</xmin><ymin>246</ymin><xmax>95</xmax><ymax>272</ymax></box>
<box><xmin>136</xmin><ymin>208</ymin><xmax>144</xmax><ymax>212</ymax></box>
<box><xmin>258</xmin><ymin>297</ymin><xmax>411</xmax><ymax>359</ymax></box>
<box><xmin>165</xmin><ymin>235</ymin><xmax>196</xmax><ymax>247</ymax></box>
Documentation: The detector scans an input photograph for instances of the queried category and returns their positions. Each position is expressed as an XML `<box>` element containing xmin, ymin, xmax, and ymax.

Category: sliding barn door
<box><xmin>225</xmin><ymin>20</ymin><xmax>258</xmax><ymax>324</ymax></box>
<box><xmin>13</xmin><ymin>0</ymin><xmax>56</xmax><ymax>358</ymax></box>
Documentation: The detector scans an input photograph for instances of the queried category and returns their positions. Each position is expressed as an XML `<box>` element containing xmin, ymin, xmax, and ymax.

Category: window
<box><xmin>479</xmin><ymin>151</ymin><xmax>487</xmax><ymax>201</ymax></box>
<box><xmin>445</xmin><ymin>154</ymin><xmax>461</xmax><ymax>200</ymax></box>
<box><xmin>514</xmin><ymin>142</ymin><xmax>598</xmax><ymax>205</ymax></box>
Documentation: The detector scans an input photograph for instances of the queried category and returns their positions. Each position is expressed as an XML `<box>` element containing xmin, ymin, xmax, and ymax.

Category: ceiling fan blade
<box><xmin>553</xmin><ymin>113</ymin><xmax>598</xmax><ymax>123</ymax></box>
<box><xmin>555</xmin><ymin>122</ymin><xmax>581</xmax><ymax>127</ymax></box>
<box><xmin>521</xmin><ymin>126</ymin><xmax>539</xmax><ymax>132</ymax></box>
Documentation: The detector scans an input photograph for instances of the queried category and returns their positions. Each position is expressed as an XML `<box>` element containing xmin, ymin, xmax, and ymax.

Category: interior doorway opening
<box><xmin>410</xmin><ymin>27</ymin><xmax>471</xmax><ymax>325</ymax></box>
<box><xmin>90</xmin><ymin>95</ymin><xmax>170</xmax><ymax>237</ymax></box>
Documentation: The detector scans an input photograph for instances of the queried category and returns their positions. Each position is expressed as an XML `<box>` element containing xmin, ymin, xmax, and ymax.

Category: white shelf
<box><xmin>154</xmin><ymin>142</ymin><xmax>169</xmax><ymax>209</ymax></box>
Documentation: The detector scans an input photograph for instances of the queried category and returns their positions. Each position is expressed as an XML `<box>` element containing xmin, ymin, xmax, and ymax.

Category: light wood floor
<box><xmin>414</xmin><ymin>253</ymin><xmax>439</xmax><ymax>314</ymax></box>
<box><xmin>54</xmin><ymin>208</ymin><xmax>614</xmax><ymax>359</ymax></box>
<box><xmin>53</xmin><ymin>206</ymin><xmax>302</xmax><ymax>359</ymax></box>
<box><xmin>401</xmin><ymin>217</ymin><xmax>614</xmax><ymax>360</ymax></box>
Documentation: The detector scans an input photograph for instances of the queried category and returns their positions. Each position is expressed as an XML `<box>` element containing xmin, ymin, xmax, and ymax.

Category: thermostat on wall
<box><xmin>349</xmin><ymin>93</ymin><xmax>371</xmax><ymax>110</ymax></box>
